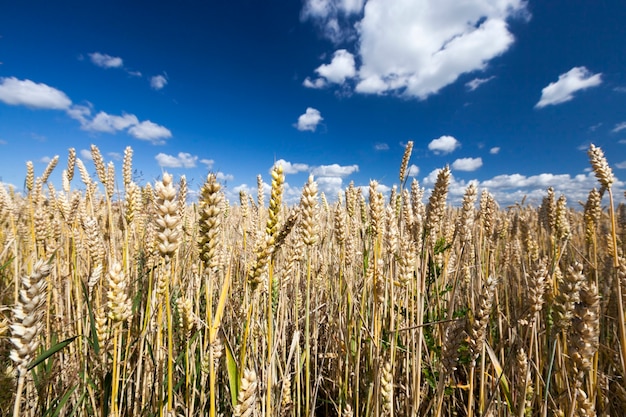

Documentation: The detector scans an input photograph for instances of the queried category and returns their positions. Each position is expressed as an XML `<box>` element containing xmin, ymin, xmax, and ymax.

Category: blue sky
<box><xmin>1</xmin><ymin>0</ymin><xmax>625</xmax><ymax>206</ymax></box>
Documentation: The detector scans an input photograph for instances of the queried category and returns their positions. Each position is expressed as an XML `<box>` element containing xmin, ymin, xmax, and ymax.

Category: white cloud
<box><xmin>374</xmin><ymin>143</ymin><xmax>389</xmax><ymax>151</ymax></box>
<box><xmin>89</xmin><ymin>52</ymin><xmax>123</xmax><ymax>68</ymax></box>
<box><xmin>155</xmin><ymin>152</ymin><xmax>198</xmax><ymax>168</ymax></box>
<box><xmin>303</xmin><ymin>77</ymin><xmax>327</xmax><ymax>89</ymax></box>
<box><xmin>200</xmin><ymin>159</ymin><xmax>215</xmax><ymax>169</ymax></box>
<box><xmin>108</xmin><ymin>152</ymin><xmax>122</xmax><ymax>161</ymax></box>
<box><xmin>302</xmin><ymin>0</ymin><xmax>364</xmax><ymax>19</ymax></box>
<box><xmin>311</xmin><ymin>163</ymin><xmax>358</xmax><ymax>177</ymax></box>
<box><xmin>150</xmin><ymin>74</ymin><xmax>168</xmax><ymax>90</ymax></box>
<box><xmin>128</xmin><ymin>120</ymin><xmax>172</xmax><ymax>144</ymax></box>
<box><xmin>466</xmin><ymin>76</ymin><xmax>495</xmax><ymax>91</ymax></box>
<box><xmin>408</xmin><ymin>164</ymin><xmax>419</xmax><ymax>177</ymax></box>
<box><xmin>68</xmin><ymin>106</ymin><xmax>171</xmax><ymax>145</ymax></box>
<box><xmin>317</xmin><ymin>176</ymin><xmax>344</xmax><ymax>197</ymax></box>
<box><xmin>301</xmin><ymin>0</ymin><xmax>365</xmax><ymax>43</ymax></box>
<box><xmin>82</xmin><ymin>111</ymin><xmax>139</xmax><ymax>133</ymax></box>
<box><xmin>535</xmin><ymin>66</ymin><xmax>602</xmax><ymax>108</ymax></box>
<box><xmin>307</xmin><ymin>49</ymin><xmax>356</xmax><ymax>87</ymax></box>
<box><xmin>428</xmin><ymin>135</ymin><xmax>460</xmax><ymax>155</ymax></box>
<box><xmin>452</xmin><ymin>157</ymin><xmax>483</xmax><ymax>171</ymax></box>
<box><xmin>274</xmin><ymin>159</ymin><xmax>310</xmax><ymax>174</ymax></box>
<box><xmin>216</xmin><ymin>172</ymin><xmax>234</xmax><ymax>182</ymax></box>
<box><xmin>418</xmin><ymin>169</ymin><xmax>624</xmax><ymax>208</ymax></box>
<box><xmin>0</xmin><ymin>77</ymin><xmax>72</xmax><ymax>109</ymax></box>
<box><xmin>612</xmin><ymin>122</ymin><xmax>626</xmax><ymax>133</ymax></box>
<box><xmin>80</xmin><ymin>149</ymin><xmax>92</xmax><ymax>160</ymax></box>
<box><xmin>66</xmin><ymin>104</ymin><xmax>92</xmax><ymax>125</ymax></box>
<box><xmin>303</xmin><ymin>0</ymin><xmax>528</xmax><ymax>99</ymax></box>
<box><xmin>489</xmin><ymin>147</ymin><xmax>501</xmax><ymax>154</ymax></box>
<box><xmin>295</xmin><ymin>107</ymin><xmax>324</xmax><ymax>132</ymax></box>
<box><xmin>40</xmin><ymin>156</ymin><xmax>52</xmax><ymax>164</ymax></box>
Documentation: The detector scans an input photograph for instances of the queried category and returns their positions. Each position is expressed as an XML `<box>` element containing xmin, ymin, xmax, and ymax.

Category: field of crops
<box><xmin>1</xmin><ymin>143</ymin><xmax>625</xmax><ymax>416</ymax></box>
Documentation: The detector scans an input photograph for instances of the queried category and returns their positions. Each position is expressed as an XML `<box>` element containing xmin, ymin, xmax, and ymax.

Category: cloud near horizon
<box><xmin>155</xmin><ymin>152</ymin><xmax>198</xmax><ymax>168</ymax></box>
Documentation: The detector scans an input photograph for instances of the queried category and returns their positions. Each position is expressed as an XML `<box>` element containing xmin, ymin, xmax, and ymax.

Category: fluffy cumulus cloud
<box><xmin>0</xmin><ymin>76</ymin><xmax>172</xmax><ymax>144</ymax></box>
<box><xmin>301</xmin><ymin>0</ymin><xmax>365</xmax><ymax>43</ymax></box>
<box><xmin>0</xmin><ymin>77</ymin><xmax>72</xmax><ymax>110</ymax></box>
<box><xmin>490</xmin><ymin>147</ymin><xmax>501</xmax><ymax>154</ymax></box>
<box><xmin>408</xmin><ymin>164</ymin><xmax>419</xmax><ymax>177</ymax></box>
<box><xmin>295</xmin><ymin>107</ymin><xmax>324</xmax><ymax>132</ymax></box>
<box><xmin>311</xmin><ymin>163</ymin><xmax>358</xmax><ymax>177</ymax></box>
<box><xmin>466</xmin><ymin>76</ymin><xmax>495</xmax><ymax>91</ymax></box>
<box><xmin>419</xmin><ymin>169</ymin><xmax>624</xmax><ymax>207</ymax></box>
<box><xmin>311</xmin><ymin>163</ymin><xmax>359</xmax><ymax>198</ymax></box>
<box><xmin>428</xmin><ymin>135</ymin><xmax>460</xmax><ymax>155</ymax></box>
<box><xmin>150</xmin><ymin>74</ymin><xmax>168</xmax><ymax>90</ymax></box>
<box><xmin>535</xmin><ymin>67</ymin><xmax>602</xmax><ymax>108</ymax></box>
<box><xmin>128</xmin><ymin>120</ymin><xmax>172</xmax><ymax>144</ymax></box>
<box><xmin>81</xmin><ymin>112</ymin><xmax>139</xmax><ymax>133</ymax></box>
<box><xmin>274</xmin><ymin>159</ymin><xmax>310</xmax><ymax>175</ymax></box>
<box><xmin>67</xmin><ymin>107</ymin><xmax>172</xmax><ymax>145</ymax></box>
<box><xmin>88</xmin><ymin>52</ymin><xmax>123</xmax><ymax>68</ymax></box>
<box><xmin>155</xmin><ymin>152</ymin><xmax>198</xmax><ymax>168</ymax></box>
<box><xmin>304</xmin><ymin>49</ymin><xmax>356</xmax><ymax>88</ymax></box>
<box><xmin>317</xmin><ymin>176</ymin><xmax>345</xmax><ymax>197</ymax></box>
<box><xmin>452</xmin><ymin>157</ymin><xmax>483</xmax><ymax>171</ymax></box>
<box><xmin>303</xmin><ymin>0</ymin><xmax>528</xmax><ymax>99</ymax></box>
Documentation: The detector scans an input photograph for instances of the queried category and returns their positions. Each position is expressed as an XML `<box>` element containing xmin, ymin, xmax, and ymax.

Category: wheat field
<box><xmin>1</xmin><ymin>143</ymin><xmax>625</xmax><ymax>416</ymax></box>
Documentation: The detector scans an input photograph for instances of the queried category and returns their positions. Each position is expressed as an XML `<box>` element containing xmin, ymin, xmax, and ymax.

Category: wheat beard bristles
<box><xmin>10</xmin><ymin>260</ymin><xmax>51</xmax><ymax>374</ymax></box>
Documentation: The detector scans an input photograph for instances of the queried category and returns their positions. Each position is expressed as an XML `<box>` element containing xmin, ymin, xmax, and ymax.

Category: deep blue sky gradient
<box><xmin>1</xmin><ymin>0</ymin><xmax>625</xmax><ymax>205</ymax></box>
